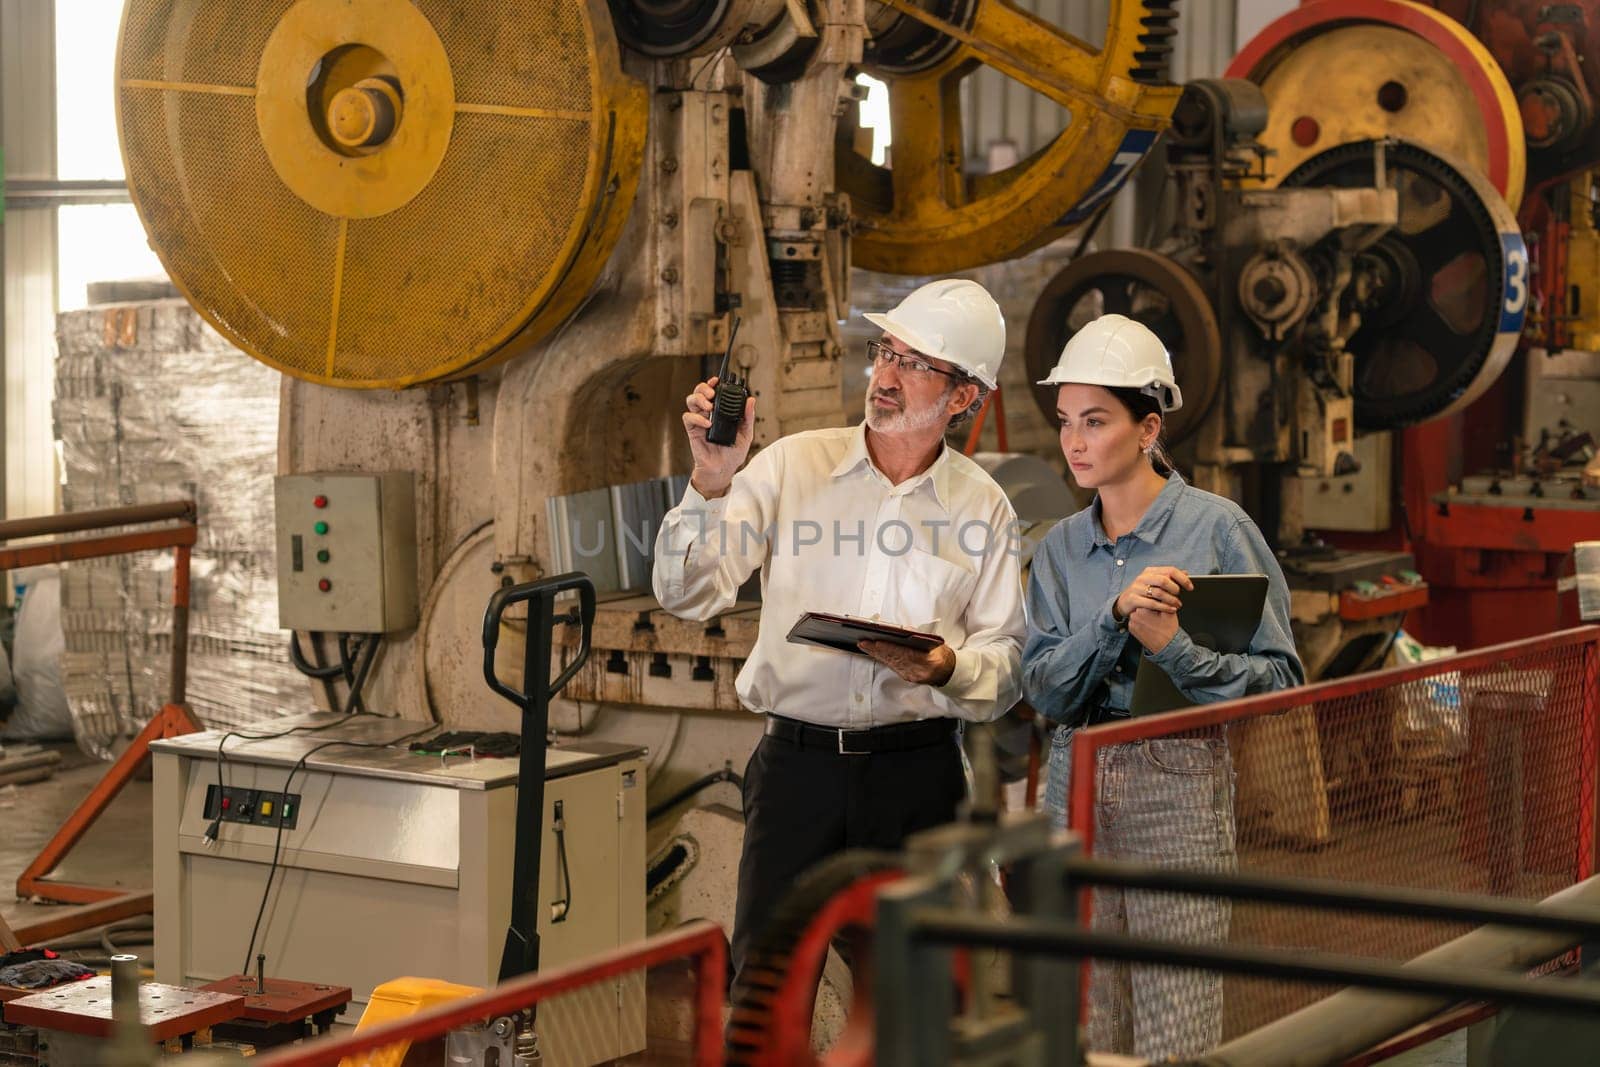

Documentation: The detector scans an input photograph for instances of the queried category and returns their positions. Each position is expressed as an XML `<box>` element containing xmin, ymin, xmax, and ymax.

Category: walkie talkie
<box><xmin>706</xmin><ymin>315</ymin><xmax>747</xmax><ymax>447</ymax></box>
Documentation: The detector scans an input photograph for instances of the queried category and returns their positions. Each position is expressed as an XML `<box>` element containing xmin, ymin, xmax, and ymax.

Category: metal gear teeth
<box><xmin>1132</xmin><ymin>0</ymin><xmax>1179</xmax><ymax>84</ymax></box>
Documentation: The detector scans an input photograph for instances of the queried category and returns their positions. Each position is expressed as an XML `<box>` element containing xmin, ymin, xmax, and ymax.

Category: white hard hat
<box><xmin>863</xmin><ymin>279</ymin><xmax>1005</xmax><ymax>389</ymax></box>
<box><xmin>1036</xmin><ymin>313</ymin><xmax>1183</xmax><ymax>412</ymax></box>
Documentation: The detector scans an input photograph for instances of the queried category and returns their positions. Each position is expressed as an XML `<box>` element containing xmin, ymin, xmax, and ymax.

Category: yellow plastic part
<box><xmin>840</xmin><ymin>0</ymin><xmax>1182</xmax><ymax>275</ymax></box>
<box><xmin>116</xmin><ymin>0</ymin><xmax>647</xmax><ymax>389</ymax></box>
<box><xmin>338</xmin><ymin>976</ymin><xmax>484</xmax><ymax>1067</ymax></box>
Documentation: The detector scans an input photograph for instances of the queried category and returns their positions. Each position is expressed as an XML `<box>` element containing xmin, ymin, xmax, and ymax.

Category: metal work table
<box><xmin>150</xmin><ymin>714</ymin><xmax>648</xmax><ymax>1066</ymax></box>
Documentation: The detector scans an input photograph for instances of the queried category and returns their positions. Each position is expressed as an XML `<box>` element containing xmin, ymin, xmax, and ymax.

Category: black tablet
<box><xmin>786</xmin><ymin>612</ymin><xmax>943</xmax><ymax>656</ymax></box>
<box><xmin>1129</xmin><ymin>573</ymin><xmax>1269</xmax><ymax>716</ymax></box>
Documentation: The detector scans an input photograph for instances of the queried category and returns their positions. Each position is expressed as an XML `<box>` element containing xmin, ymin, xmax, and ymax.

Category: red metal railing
<box><xmin>254</xmin><ymin>920</ymin><xmax>728</xmax><ymax>1067</ymax></box>
<box><xmin>1067</xmin><ymin>625</ymin><xmax>1600</xmax><ymax>1054</ymax></box>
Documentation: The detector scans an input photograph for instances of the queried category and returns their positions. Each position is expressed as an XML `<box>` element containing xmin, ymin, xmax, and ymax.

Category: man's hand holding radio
<box><xmin>684</xmin><ymin>376</ymin><xmax>756</xmax><ymax>499</ymax></box>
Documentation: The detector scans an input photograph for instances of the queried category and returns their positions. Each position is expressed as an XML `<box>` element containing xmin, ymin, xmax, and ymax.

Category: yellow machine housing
<box><xmin>116</xmin><ymin>0</ymin><xmax>647</xmax><ymax>388</ymax></box>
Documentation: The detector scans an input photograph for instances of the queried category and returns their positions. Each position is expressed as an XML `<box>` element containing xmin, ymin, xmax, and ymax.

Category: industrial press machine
<box><xmin>15</xmin><ymin>0</ymin><xmax>1586</xmax><ymax>1061</ymax></box>
<box><xmin>89</xmin><ymin>0</ymin><xmax>1185</xmax><ymax>1059</ymax></box>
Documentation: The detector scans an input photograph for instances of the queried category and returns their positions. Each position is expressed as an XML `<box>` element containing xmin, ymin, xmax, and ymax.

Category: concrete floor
<box><xmin>1</xmin><ymin>744</ymin><xmax>153</xmax><ymax>945</ymax></box>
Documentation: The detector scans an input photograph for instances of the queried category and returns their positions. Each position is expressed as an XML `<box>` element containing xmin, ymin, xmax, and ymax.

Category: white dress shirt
<box><xmin>652</xmin><ymin>424</ymin><xmax>1026</xmax><ymax>727</ymax></box>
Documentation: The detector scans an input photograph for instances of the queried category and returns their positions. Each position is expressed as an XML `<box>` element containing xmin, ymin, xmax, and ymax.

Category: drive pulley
<box><xmin>1226</xmin><ymin>0</ymin><xmax>1526</xmax><ymax>209</ymax></box>
<box><xmin>1023</xmin><ymin>248</ymin><xmax>1223</xmax><ymax>446</ymax></box>
<box><xmin>1282</xmin><ymin>139</ymin><xmax>1528</xmax><ymax>430</ymax></box>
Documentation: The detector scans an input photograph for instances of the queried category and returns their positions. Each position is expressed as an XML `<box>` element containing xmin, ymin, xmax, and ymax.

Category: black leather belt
<box><xmin>764</xmin><ymin>714</ymin><xmax>958</xmax><ymax>755</ymax></box>
<box><xmin>1086</xmin><ymin>705</ymin><xmax>1131</xmax><ymax>726</ymax></box>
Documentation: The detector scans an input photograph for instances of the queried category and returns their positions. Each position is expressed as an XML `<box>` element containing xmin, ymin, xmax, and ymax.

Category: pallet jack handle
<box><xmin>482</xmin><ymin>572</ymin><xmax>596</xmax><ymax>983</ymax></box>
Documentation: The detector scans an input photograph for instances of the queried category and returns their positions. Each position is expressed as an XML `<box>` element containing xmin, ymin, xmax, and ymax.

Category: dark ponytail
<box><xmin>1106</xmin><ymin>386</ymin><xmax>1174</xmax><ymax>475</ymax></box>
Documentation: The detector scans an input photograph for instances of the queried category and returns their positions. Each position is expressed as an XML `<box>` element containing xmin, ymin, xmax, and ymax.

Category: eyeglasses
<box><xmin>866</xmin><ymin>338</ymin><xmax>968</xmax><ymax>382</ymax></box>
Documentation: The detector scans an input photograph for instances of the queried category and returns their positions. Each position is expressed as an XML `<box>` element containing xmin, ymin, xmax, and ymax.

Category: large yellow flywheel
<box><xmin>117</xmin><ymin>0</ymin><xmax>647</xmax><ymax>388</ymax></box>
<box><xmin>841</xmin><ymin>0</ymin><xmax>1183</xmax><ymax>275</ymax></box>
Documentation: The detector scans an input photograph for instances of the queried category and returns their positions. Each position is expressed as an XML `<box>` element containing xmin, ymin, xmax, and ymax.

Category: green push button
<box><xmin>317</xmin><ymin>549</ymin><xmax>330</xmax><ymax>563</ymax></box>
<box><xmin>314</xmin><ymin>521</ymin><xmax>329</xmax><ymax>535</ymax></box>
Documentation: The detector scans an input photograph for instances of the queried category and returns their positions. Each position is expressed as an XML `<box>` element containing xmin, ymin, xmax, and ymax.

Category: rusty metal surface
<box><xmin>0</xmin><ymin>500</ymin><xmax>194</xmax><ymax>541</ymax></box>
<box><xmin>198</xmin><ymin>976</ymin><xmax>352</xmax><ymax>1024</ymax></box>
<box><xmin>9</xmin><ymin>893</ymin><xmax>156</xmax><ymax>947</ymax></box>
<box><xmin>3</xmin><ymin>976</ymin><xmax>245</xmax><ymax>1041</ymax></box>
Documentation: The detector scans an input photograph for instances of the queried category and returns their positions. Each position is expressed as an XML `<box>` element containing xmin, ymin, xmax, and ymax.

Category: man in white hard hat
<box><xmin>653</xmin><ymin>279</ymin><xmax>1026</xmax><ymax>1000</ymax></box>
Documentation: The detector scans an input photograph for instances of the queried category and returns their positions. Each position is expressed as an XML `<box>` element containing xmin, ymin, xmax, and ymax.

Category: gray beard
<box><xmin>864</xmin><ymin>390</ymin><xmax>950</xmax><ymax>434</ymax></box>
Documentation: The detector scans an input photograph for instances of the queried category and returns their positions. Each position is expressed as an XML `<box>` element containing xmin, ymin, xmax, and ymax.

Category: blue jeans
<box><xmin>1044</xmin><ymin>727</ymin><xmax>1237</xmax><ymax>1059</ymax></box>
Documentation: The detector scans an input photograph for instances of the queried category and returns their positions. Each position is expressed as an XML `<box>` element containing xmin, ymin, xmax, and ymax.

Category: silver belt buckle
<box><xmin>838</xmin><ymin>727</ymin><xmax>871</xmax><ymax>756</ymax></box>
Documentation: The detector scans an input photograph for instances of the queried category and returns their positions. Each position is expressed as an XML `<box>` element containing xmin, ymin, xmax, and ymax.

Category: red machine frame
<box><xmin>3</xmin><ymin>502</ymin><xmax>203</xmax><ymax>944</ymax></box>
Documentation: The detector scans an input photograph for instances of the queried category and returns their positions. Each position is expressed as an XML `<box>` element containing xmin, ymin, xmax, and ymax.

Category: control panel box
<box><xmin>276</xmin><ymin>472</ymin><xmax>418</xmax><ymax>633</ymax></box>
<box><xmin>203</xmin><ymin>785</ymin><xmax>302</xmax><ymax>829</ymax></box>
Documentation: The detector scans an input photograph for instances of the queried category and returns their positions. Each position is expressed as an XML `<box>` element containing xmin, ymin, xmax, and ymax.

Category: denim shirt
<box><xmin>1022</xmin><ymin>472</ymin><xmax>1305</xmax><ymax>726</ymax></box>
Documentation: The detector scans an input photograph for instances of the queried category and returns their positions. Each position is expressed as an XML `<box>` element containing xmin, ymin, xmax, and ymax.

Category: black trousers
<box><xmin>729</xmin><ymin>723</ymin><xmax>967</xmax><ymax>993</ymax></box>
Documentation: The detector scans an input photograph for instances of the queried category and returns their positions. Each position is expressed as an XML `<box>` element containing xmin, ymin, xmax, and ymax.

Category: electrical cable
<box><xmin>310</xmin><ymin>632</ymin><xmax>342</xmax><ymax>709</ymax></box>
<box><xmin>239</xmin><ymin>726</ymin><xmax>434</xmax><ymax>975</ymax></box>
<box><xmin>688</xmin><ymin>43</ymin><xmax>732</xmax><ymax>91</ymax></box>
<box><xmin>338</xmin><ymin>634</ymin><xmax>356</xmax><ymax>684</ymax></box>
<box><xmin>645</xmin><ymin>713</ymin><xmax>685</xmax><ymax>783</ymax></box>
<box><xmin>1067</xmin><ymin>200</ymin><xmax>1115</xmax><ymax>264</ymax></box>
<box><xmin>342</xmin><ymin>635</ymin><xmax>382</xmax><ymax>715</ymax></box>
<box><xmin>101</xmin><ymin>918</ymin><xmax>155</xmax><ymax>957</ymax></box>
<box><xmin>290</xmin><ymin>630</ymin><xmax>381</xmax><ymax>713</ymax></box>
<box><xmin>646</xmin><ymin>764</ymin><xmax>744</xmax><ymax>823</ymax></box>
<box><xmin>287</xmin><ymin>632</ymin><xmax>343</xmax><ymax>679</ymax></box>
<box><xmin>550</xmin><ymin>803</ymin><xmax>571</xmax><ymax>923</ymax></box>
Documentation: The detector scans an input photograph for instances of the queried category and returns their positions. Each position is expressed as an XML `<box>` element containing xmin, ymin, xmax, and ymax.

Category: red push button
<box><xmin>313</xmin><ymin>495</ymin><xmax>328</xmax><ymax>509</ymax></box>
<box><xmin>318</xmin><ymin>578</ymin><xmax>332</xmax><ymax>592</ymax></box>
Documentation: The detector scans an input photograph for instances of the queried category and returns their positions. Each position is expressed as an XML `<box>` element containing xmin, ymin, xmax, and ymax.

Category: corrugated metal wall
<box><xmin>960</xmin><ymin>0</ymin><xmax>1276</xmax><ymax>247</ymax></box>
<box><xmin>1</xmin><ymin>0</ymin><xmax>61</xmax><ymax>520</ymax></box>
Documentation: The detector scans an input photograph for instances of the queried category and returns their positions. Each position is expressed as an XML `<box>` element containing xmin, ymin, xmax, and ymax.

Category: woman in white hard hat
<box><xmin>1021</xmin><ymin>313</ymin><xmax>1304</xmax><ymax>1059</ymax></box>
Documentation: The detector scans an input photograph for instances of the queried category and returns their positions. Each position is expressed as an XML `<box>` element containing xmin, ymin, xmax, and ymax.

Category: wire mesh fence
<box><xmin>252</xmin><ymin>922</ymin><xmax>726</xmax><ymax>1067</ymax></box>
<box><xmin>1067</xmin><ymin>627</ymin><xmax>1599</xmax><ymax>1058</ymax></box>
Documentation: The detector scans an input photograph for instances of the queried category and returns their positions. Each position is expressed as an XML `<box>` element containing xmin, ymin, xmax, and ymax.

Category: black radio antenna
<box><xmin>716</xmin><ymin>315</ymin><xmax>742</xmax><ymax>381</ymax></box>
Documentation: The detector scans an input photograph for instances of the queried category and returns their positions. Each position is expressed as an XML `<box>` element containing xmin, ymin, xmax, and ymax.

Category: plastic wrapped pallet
<box><xmin>54</xmin><ymin>300</ymin><xmax>311</xmax><ymax>758</ymax></box>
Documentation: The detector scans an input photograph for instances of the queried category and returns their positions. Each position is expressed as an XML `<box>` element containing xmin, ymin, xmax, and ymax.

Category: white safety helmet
<box><xmin>863</xmin><ymin>279</ymin><xmax>1005</xmax><ymax>389</ymax></box>
<box><xmin>1036</xmin><ymin>313</ymin><xmax>1183</xmax><ymax>412</ymax></box>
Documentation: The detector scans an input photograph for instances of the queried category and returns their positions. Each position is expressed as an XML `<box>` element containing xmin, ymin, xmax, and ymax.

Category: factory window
<box><xmin>55</xmin><ymin>0</ymin><xmax>123</xmax><ymax>181</ymax></box>
<box><xmin>54</xmin><ymin>0</ymin><xmax>168</xmax><ymax>310</ymax></box>
<box><xmin>855</xmin><ymin>74</ymin><xmax>892</xmax><ymax>166</ymax></box>
<box><xmin>57</xmin><ymin>205</ymin><xmax>166</xmax><ymax>311</ymax></box>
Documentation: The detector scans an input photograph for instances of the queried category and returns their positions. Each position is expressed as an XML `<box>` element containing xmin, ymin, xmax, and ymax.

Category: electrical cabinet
<box><xmin>275</xmin><ymin>472</ymin><xmax>418</xmax><ymax>633</ymax></box>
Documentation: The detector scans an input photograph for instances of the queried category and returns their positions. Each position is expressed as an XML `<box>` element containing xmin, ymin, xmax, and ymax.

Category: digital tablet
<box><xmin>786</xmin><ymin>612</ymin><xmax>943</xmax><ymax>656</ymax></box>
<box><xmin>1129</xmin><ymin>573</ymin><xmax>1269</xmax><ymax>716</ymax></box>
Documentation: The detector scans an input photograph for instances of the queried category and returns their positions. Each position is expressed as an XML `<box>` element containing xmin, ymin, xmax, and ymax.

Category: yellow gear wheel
<box><xmin>840</xmin><ymin>0</ymin><xmax>1184</xmax><ymax>275</ymax></box>
<box><xmin>1227</xmin><ymin>0</ymin><xmax>1525</xmax><ymax>209</ymax></box>
<box><xmin>116</xmin><ymin>0</ymin><xmax>647</xmax><ymax>389</ymax></box>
